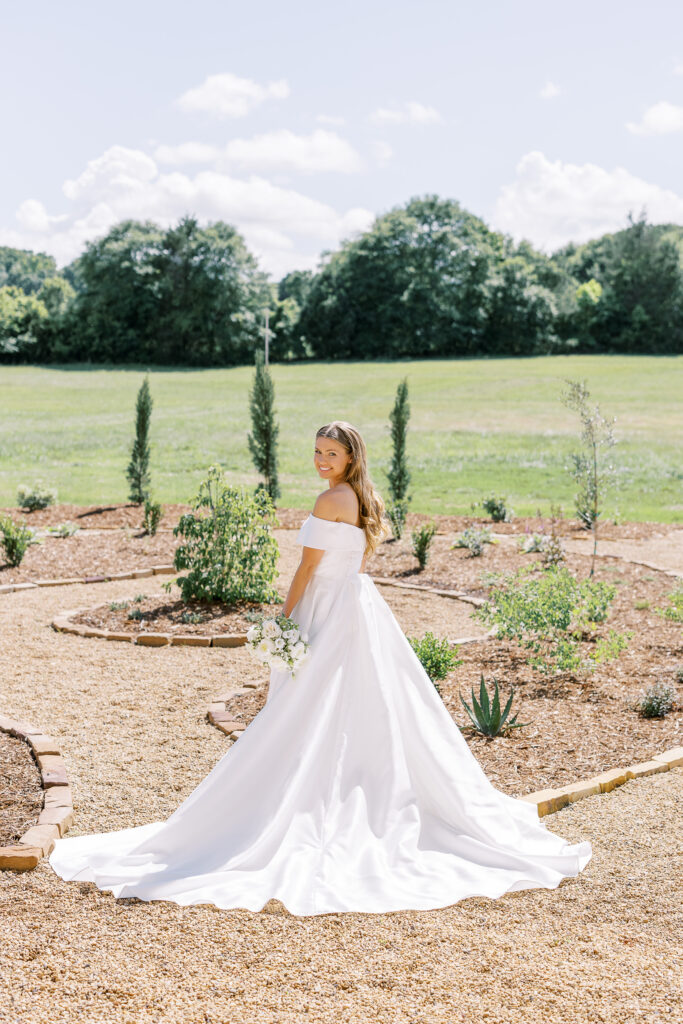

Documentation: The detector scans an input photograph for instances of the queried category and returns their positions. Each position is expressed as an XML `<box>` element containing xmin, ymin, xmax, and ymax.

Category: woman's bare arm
<box><xmin>282</xmin><ymin>546</ymin><xmax>324</xmax><ymax>618</ymax></box>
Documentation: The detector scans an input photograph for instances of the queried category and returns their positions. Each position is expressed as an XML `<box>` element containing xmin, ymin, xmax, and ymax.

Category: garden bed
<box><xmin>69</xmin><ymin>594</ymin><xmax>283</xmax><ymax>638</ymax></box>
<box><xmin>0</xmin><ymin>730</ymin><xmax>42</xmax><ymax>846</ymax></box>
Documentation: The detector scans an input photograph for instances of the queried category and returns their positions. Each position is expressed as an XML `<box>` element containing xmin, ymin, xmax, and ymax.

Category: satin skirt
<box><xmin>49</xmin><ymin>571</ymin><xmax>592</xmax><ymax>915</ymax></box>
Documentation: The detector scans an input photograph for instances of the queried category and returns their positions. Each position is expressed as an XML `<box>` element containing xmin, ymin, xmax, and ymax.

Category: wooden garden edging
<box><xmin>0</xmin><ymin>715</ymin><xmax>74</xmax><ymax>871</ymax></box>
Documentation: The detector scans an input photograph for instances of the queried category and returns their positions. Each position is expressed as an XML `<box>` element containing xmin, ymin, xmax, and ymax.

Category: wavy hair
<box><xmin>316</xmin><ymin>421</ymin><xmax>390</xmax><ymax>557</ymax></box>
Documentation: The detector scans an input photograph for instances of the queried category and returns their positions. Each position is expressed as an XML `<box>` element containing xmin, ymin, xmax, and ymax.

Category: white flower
<box><xmin>246</xmin><ymin>625</ymin><xmax>260</xmax><ymax>642</ymax></box>
<box><xmin>273</xmin><ymin>637</ymin><xmax>285</xmax><ymax>650</ymax></box>
<box><xmin>262</xmin><ymin>619</ymin><xmax>282</xmax><ymax>638</ymax></box>
<box><xmin>270</xmin><ymin>655</ymin><xmax>289</xmax><ymax>672</ymax></box>
<box><xmin>291</xmin><ymin>641</ymin><xmax>307</xmax><ymax>661</ymax></box>
<box><xmin>282</xmin><ymin>628</ymin><xmax>299</xmax><ymax>641</ymax></box>
<box><xmin>256</xmin><ymin>638</ymin><xmax>275</xmax><ymax>656</ymax></box>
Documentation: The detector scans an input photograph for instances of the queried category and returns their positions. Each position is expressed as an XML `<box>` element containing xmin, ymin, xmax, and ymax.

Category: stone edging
<box><xmin>0</xmin><ymin>564</ymin><xmax>177</xmax><ymax>596</ymax></box>
<box><xmin>51</xmin><ymin>607</ymin><xmax>248</xmax><ymax>648</ymax></box>
<box><xmin>0</xmin><ymin>715</ymin><xmax>74</xmax><ymax>871</ymax></box>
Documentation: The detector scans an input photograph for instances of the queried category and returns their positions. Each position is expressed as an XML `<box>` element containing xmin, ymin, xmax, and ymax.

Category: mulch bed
<box><xmin>70</xmin><ymin>595</ymin><xmax>282</xmax><ymax>637</ymax></box>
<box><xmin>0</xmin><ymin>731</ymin><xmax>43</xmax><ymax>846</ymax></box>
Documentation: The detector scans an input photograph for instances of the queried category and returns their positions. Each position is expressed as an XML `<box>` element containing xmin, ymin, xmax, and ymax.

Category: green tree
<box><xmin>126</xmin><ymin>376</ymin><xmax>153</xmax><ymax>503</ymax></box>
<box><xmin>247</xmin><ymin>351</ymin><xmax>280</xmax><ymax>501</ymax></box>
<box><xmin>0</xmin><ymin>285</ymin><xmax>48</xmax><ymax>360</ymax></box>
<box><xmin>386</xmin><ymin>377</ymin><xmax>412</xmax><ymax>537</ymax></box>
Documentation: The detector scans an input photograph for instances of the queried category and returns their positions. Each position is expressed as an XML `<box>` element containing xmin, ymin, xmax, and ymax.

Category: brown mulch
<box><xmin>70</xmin><ymin>595</ymin><xmax>282</xmax><ymax>637</ymax></box>
<box><xmin>0</xmin><ymin>730</ymin><xmax>43</xmax><ymax>845</ymax></box>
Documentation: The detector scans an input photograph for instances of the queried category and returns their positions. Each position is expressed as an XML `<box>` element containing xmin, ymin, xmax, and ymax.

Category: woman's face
<box><xmin>314</xmin><ymin>435</ymin><xmax>352</xmax><ymax>483</ymax></box>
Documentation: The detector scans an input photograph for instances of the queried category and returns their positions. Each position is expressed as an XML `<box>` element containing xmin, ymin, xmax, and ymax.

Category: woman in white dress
<box><xmin>49</xmin><ymin>420</ymin><xmax>592</xmax><ymax>916</ymax></box>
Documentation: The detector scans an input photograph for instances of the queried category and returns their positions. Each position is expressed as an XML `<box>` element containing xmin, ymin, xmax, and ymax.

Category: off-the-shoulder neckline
<box><xmin>308</xmin><ymin>513</ymin><xmax>364</xmax><ymax>532</ymax></box>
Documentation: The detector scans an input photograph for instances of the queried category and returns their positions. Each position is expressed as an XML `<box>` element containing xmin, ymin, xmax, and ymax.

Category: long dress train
<box><xmin>49</xmin><ymin>513</ymin><xmax>592</xmax><ymax>915</ymax></box>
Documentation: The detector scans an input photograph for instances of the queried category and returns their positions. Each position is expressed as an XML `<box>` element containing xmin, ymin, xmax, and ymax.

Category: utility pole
<box><xmin>264</xmin><ymin>309</ymin><xmax>270</xmax><ymax>368</ymax></box>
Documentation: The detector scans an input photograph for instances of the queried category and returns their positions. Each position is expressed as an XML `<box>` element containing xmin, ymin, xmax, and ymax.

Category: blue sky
<box><xmin>2</xmin><ymin>0</ymin><xmax>683</xmax><ymax>279</ymax></box>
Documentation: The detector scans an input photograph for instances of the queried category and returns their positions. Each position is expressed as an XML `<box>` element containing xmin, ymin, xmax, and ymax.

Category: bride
<box><xmin>49</xmin><ymin>420</ymin><xmax>592</xmax><ymax>915</ymax></box>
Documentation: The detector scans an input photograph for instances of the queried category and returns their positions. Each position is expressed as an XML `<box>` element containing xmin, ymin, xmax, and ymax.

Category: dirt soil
<box><xmin>70</xmin><ymin>595</ymin><xmax>280</xmax><ymax>637</ymax></box>
<box><xmin>0</xmin><ymin>730</ymin><xmax>43</xmax><ymax>845</ymax></box>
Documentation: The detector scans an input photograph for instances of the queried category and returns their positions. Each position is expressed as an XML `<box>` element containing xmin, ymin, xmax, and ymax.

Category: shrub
<box><xmin>481</xmin><ymin>495</ymin><xmax>513</xmax><ymax>522</ymax></box>
<box><xmin>109</xmin><ymin>600</ymin><xmax>130</xmax><ymax>611</ymax></box>
<box><xmin>540</xmin><ymin>533</ymin><xmax>565</xmax><ymax>567</ymax></box>
<box><xmin>17</xmin><ymin>482</ymin><xmax>57</xmax><ymax>511</ymax></box>
<box><xmin>46</xmin><ymin>521</ymin><xmax>79</xmax><ymax>537</ymax></box>
<box><xmin>143</xmin><ymin>499</ymin><xmax>163</xmax><ymax>536</ymax></box>
<box><xmin>126</xmin><ymin>376</ymin><xmax>153</xmax><ymax>504</ymax></box>
<box><xmin>386</xmin><ymin>499</ymin><xmax>409</xmax><ymax>541</ymax></box>
<box><xmin>408</xmin><ymin>632</ymin><xmax>462</xmax><ymax>694</ymax></box>
<box><xmin>473</xmin><ymin>564</ymin><xmax>624</xmax><ymax>675</ymax></box>
<box><xmin>127</xmin><ymin>608</ymin><xmax>143</xmax><ymax>621</ymax></box>
<box><xmin>172</xmin><ymin>465</ymin><xmax>280</xmax><ymax>605</ymax></box>
<box><xmin>518</xmin><ymin>531</ymin><xmax>547</xmax><ymax>553</ymax></box>
<box><xmin>636</xmin><ymin>681</ymin><xmax>675</xmax><ymax>719</ymax></box>
<box><xmin>654</xmin><ymin>582</ymin><xmax>683</xmax><ymax>624</ymax></box>
<box><xmin>411</xmin><ymin>521</ymin><xmax>437</xmax><ymax>569</ymax></box>
<box><xmin>0</xmin><ymin>516</ymin><xmax>39</xmax><ymax>566</ymax></box>
<box><xmin>180</xmin><ymin>610</ymin><xmax>205</xmax><ymax>624</ymax></box>
<box><xmin>459</xmin><ymin>675</ymin><xmax>529</xmax><ymax>737</ymax></box>
<box><xmin>453</xmin><ymin>526</ymin><xmax>492</xmax><ymax>557</ymax></box>
<box><xmin>247</xmin><ymin>351</ymin><xmax>280</xmax><ymax>502</ymax></box>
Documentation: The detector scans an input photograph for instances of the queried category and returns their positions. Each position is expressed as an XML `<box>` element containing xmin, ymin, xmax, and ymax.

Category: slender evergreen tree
<box><xmin>126</xmin><ymin>375</ymin><xmax>153</xmax><ymax>504</ymax></box>
<box><xmin>386</xmin><ymin>377</ymin><xmax>412</xmax><ymax>538</ymax></box>
<box><xmin>247</xmin><ymin>351</ymin><xmax>280</xmax><ymax>502</ymax></box>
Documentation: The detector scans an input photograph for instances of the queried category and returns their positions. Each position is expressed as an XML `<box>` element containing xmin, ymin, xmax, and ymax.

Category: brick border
<box><xmin>0</xmin><ymin>715</ymin><xmax>74</xmax><ymax>871</ymax></box>
<box><xmin>0</xmin><ymin>564</ymin><xmax>177</xmax><ymax>596</ymax></box>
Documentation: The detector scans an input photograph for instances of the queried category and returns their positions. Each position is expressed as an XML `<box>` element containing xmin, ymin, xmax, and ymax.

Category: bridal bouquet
<box><xmin>246</xmin><ymin>614</ymin><xmax>311</xmax><ymax>676</ymax></box>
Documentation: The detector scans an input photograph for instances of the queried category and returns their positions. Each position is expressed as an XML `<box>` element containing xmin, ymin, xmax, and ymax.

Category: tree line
<box><xmin>2</xmin><ymin>196</ymin><xmax>682</xmax><ymax>365</ymax></box>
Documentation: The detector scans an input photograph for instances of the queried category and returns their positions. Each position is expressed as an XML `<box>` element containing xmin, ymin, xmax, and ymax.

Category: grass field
<box><xmin>1</xmin><ymin>355</ymin><xmax>681</xmax><ymax>521</ymax></box>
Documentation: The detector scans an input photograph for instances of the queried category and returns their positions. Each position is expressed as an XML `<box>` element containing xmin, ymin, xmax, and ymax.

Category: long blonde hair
<box><xmin>316</xmin><ymin>420</ymin><xmax>390</xmax><ymax>557</ymax></box>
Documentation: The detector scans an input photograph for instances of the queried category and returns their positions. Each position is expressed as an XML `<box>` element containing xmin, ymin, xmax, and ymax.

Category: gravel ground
<box><xmin>1</xmin><ymin>553</ymin><xmax>682</xmax><ymax>1022</ymax></box>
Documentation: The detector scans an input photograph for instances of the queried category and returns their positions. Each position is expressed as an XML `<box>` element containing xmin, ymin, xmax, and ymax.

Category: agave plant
<box><xmin>458</xmin><ymin>675</ymin><xmax>529</xmax><ymax>737</ymax></box>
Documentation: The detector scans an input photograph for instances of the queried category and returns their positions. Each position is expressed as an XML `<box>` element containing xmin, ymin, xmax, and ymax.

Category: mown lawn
<box><xmin>1</xmin><ymin>355</ymin><xmax>681</xmax><ymax>521</ymax></box>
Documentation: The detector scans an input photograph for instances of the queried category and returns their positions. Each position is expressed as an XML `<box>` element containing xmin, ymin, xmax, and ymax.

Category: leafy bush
<box><xmin>411</xmin><ymin>521</ymin><xmax>437</xmax><ymax>569</ymax></box>
<box><xmin>481</xmin><ymin>495</ymin><xmax>513</xmax><ymax>522</ymax></box>
<box><xmin>46</xmin><ymin>521</ymin><xmax>79</xmax><ymax>537</ymax></box>
<box><xmin>0</xmin><ymin>515</ymin><xmax>39</xmax><ymax>566</ymax></box>
<box><xmin>592</xmin><ymin>629</ymin><xmax>633</xmax><ymax>663</ymax></box>
<box><xmin>452</xmin><ymin>526</ymin><xmax>492</xmax><ymax>557</ymax></box>
<box><xmin>387</xmin><ymin>499</ymin><xmax>409</xmax><ymax>540</ymax></box>
<box><xmin>17</xmin><ymin>482</ymin><xmax>57</xmax><ymax>511</ymax></box>
<box><xmin>172</xmin><ymin>465</ymin><xmax>280</xmax><ymax>605</ymax></box>
<box><xmin>636</xmin><ymin>681</ymin><xmax>675</xmax><ymax>718</ymax></box>
<box><xmin>654</xmin><ymin>582</ymin><xmax>683</xmax><ymax>623</ymax></box>
<box><xmin>408</xmin><ymin>632</ymin><xmax>462</xmax><ymax>693</ymax></box>
<box><xmin>143</xmin><ymin>499</ymin><xmax>163</xmax><ymax>536</ymax></box>
<box><xmin>518</xmin><ymin>531</ymin><xmax>547</xmax><ymax>553</ymax></box>
<box><xmin>517</xmin><ymin>530</ymin><xmax>565</xmax><ymax>565</ymax></box>
<box><xmin>473</xmin><ymin>564</ymin><xmax>624</xmax><ymax>675</ymax></box>
<box><xmin>459</xmin><ymin>675</ymin><xmax>529</xmax><ymax>737</ymax></box>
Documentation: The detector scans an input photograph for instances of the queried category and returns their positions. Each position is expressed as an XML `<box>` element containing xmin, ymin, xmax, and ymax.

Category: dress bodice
<box><xmin>295</xmin><ymin>514</ymin><xmax>365</xmax><ymax>579</ymax></box>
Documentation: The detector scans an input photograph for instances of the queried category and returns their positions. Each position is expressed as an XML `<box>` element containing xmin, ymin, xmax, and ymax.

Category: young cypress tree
<box><xmin>126</xmin><ymin>375</ymin><xmax>153</xmax><ymax>504</ymax></box>
<box><xmin>247</xmin><ymin>351</ymin><xmax>280</xmax><ymax>502</ymax></box>
<box><xmin>386</xmin><ymin>377</ymin><xmax>411</xmax><ymax>537</ymax></box>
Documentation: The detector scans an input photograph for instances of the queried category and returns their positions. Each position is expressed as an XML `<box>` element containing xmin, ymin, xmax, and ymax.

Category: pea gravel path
<box><xmin>1</xmin><ymin>569</ymin><xmax>681</xmax><ymax>1023</ymax></box>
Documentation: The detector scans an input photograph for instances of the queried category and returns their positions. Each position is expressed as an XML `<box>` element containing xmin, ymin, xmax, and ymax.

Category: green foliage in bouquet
<box><xmin>172</xmin><ymin>465</ymin><xmax>280</xmax><ymax>605</ymax></box>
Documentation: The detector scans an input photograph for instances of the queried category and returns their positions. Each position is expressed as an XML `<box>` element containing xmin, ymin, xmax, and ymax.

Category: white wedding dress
<box><xmin>49</xmin><ymin>513</ymin><xmax>592</xmax><ymax>915</ymax></box>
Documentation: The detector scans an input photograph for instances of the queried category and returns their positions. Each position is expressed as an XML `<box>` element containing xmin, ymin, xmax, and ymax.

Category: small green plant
<box><xmin>411</xmin><ymin>521</ymin><xmax>437</xmax><ymax>569</ymax></box>
<box><xmin>654</xmin><ymin>582</ymin><xmax>683</xmax><ymax>623</ymax></box>
<box><xmin>474</xmin><ymin>564</ymin><xmax>621</xmax><ymax>675</ymax></box>
<box><xmin>675</xmin><ymin>664</ymin><xmax>683</xmax><ymax>684</ymax></box>
<box><xmin>633</xmin><ymin>598</ymin><xmax>650</xmax><ymax>611</ymax></box>
<box><xmin>180</xmin><ymin>610</ymin><xmax>205</xmax><ymax>624</ymax></box>
<box><xmin>593</xmin><ymin>629</ymin><xmax>633</xmax><ymax>663</ymax></box>
<box><xmin>518</xmin><ymin>531</ymin><xmax>548</xmax><ymax>553</ymax></box>
<box><xmin>17</xmin><ymin>482</ymin><xmax>57</xmax><ymax>511</ymax></box>
<box><xmin>126</xmin><ymin>375</ymin><xmax>153</xmax><ymax>504</ymax></box>
<box><xmin>133</xmin><ymin>593</ymin><xmax>146</xmax><ymax>603</ymax></box>
<box><xmin>408</xmin><ymin>632</ymin><xmax>462</xmax><ymax>693</ymax></box>
<box><xmin>0</xmin><ymin>515</ymin><xmax>39</xmax><ymax>566</ymax></box>
<box><xmin>142</xmin><ymin>499</ymin><xmax>163</xmax><ymax>536</ymax></box>
<box><xmin>386</xmin><ymin>499</ymin><xmax>409</xmax><ymax>541</ymax></box>
<box><xmin>173</xmin><ymin>465</ymin><xmax>280</xmax><ymax>605</ymax></box>
<box><xmin>458</xmin><ymin>675</ymin><xmax>529</xmax><ymax>737</ymax></box>
<box><xmin>453</xmin><ymin>526</ymin><xmax>493</xmax><ymax>557</ymax></box>
<box><xmin>109</xmin><ymin>600</ymin><xmax>130</xmax><ymax>611</ymax></box>
<box><xmin>481</xmin><ymin>495</ymin><xmax>513</xmax><ymax>522</ymax></box>
<box><xmin>45</xmin><ymin>521</ymin><xmax>79</xmax><ymax>537</ymax></box>
<box><xmin>636</xmin><ymin>681</ymin><xmax>675</xmax><ymax>718</ymax></box>
<box><xmin>127</xmin><ymin>608</ymin><xmax>143</xmax><ymax>621</ymax></box>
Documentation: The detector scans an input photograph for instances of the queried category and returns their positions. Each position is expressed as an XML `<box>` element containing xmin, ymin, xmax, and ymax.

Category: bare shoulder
<box><xmin>313</xmin><ymin>484</ymin><xmax>359</xmax><ymax>524</ymax></box>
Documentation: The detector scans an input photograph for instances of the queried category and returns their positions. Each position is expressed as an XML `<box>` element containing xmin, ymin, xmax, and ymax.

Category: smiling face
<box><xmin>314</xmin><ymin>435</ymin><xmax>352</xmax><ymax>484</ymax></box>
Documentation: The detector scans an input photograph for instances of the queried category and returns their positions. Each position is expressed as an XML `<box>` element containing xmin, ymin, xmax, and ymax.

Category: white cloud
<box><xmin>223</xmin><ymin>129</ymin><xmax>363</xmax><ymax>174</ymax></box>
<box><xmin>626</xmin><ymin>100</ymin><xmax>683</xmax><ymax>135</ymax></box>
<box><xmin>316</xmin><ymin>114</ymin><xmax>346</xmax><ymax>126</ymax></box>
<box><xmin>176</xmin><ymin>72</ymin><xmax>289</xmax><ymax>118</ymax></box>
<box><xmin>370</xmin><ymin>140</ymin><xmax>393</xmax><ymax>165</ymax></box>
<box><xmin>539</xmin><ymin>80</ymin><xmax>560</xmax><ymax>99</ymax></box>
<box><xmin>0</xmin><ymin>144</ymin><xmax>375</xmax><ymax>280</ymax></box>
<box><xmin>153</xmin><ymin>142</ymin><xmax>221</xmax><ymax>164</ymax></box>
<box><xmin>369</xmin><ymin>101</ymin><xmax>442</xmax><ymax>125</ymax></box>
<box><xmin>493</xmin><ymin>150</ymin><xmax>683</xmax><ymax>251</ymax></box>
